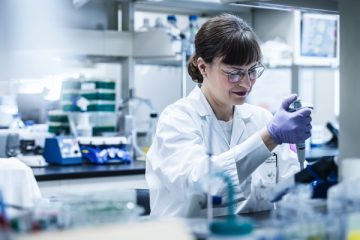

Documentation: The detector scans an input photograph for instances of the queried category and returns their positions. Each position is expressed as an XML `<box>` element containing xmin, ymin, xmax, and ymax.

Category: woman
<box><xmin>146</xmin><ymin>13</ymin><xmax>312</xmax><ymax>217</ymax></box>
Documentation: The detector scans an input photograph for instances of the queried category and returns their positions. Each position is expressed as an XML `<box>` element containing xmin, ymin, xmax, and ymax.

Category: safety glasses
<box><xmin>221</xmin><ymin>62</ymin><xmax>265</xmax><ymax>83</ymax></box>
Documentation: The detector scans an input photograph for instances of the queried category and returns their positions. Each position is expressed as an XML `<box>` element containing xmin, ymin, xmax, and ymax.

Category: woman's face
<box><xmin>203</xmin><ymin>57</ymin><xmax>260</xmax><ymax>106</ymax></box>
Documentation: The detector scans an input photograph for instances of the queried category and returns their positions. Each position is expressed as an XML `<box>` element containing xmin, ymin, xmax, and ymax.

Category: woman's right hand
<box><xmin>267</xmin><ymin>94</ymin><xmax>312</xmax><ymax>144</ymax></box>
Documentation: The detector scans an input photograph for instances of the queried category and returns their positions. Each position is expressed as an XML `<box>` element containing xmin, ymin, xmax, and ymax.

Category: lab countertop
<box><xmin>31</xmin><ymin>146</ymin><xmax>337</xmax><ymax>182</ymax></box>
<box><xmin>31</xmin><ymin>160</ymin><xmax>146</xmax><ymax>181</ymax></box>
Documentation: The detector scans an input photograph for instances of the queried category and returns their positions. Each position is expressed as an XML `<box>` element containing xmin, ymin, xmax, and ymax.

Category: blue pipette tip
<box><xmin>210</xmin><ymin>218</ymin><xmax>253</xmax><ymax>236</ymax></box>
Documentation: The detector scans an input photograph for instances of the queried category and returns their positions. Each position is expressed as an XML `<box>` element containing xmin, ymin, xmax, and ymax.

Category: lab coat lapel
<box><xmin>208</xmin><ymin>115</ymin><xmax>230</xmax><ymax>147</ymax></box>
<box><xmin>188</xmin><ymin>86</ymin><xmax>230</xmax><ymax>147</ymax></box>
<box><xmin>230</xmin><ymin>106</ymin><xmax>248</xmax><ymax>148</ymax></box>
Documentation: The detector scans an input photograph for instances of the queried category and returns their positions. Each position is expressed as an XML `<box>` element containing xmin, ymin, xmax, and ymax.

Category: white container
<box><xmin>76</xmin><ymin>112</ymin><xmax>92</xmax><ymax>137</ymax></box>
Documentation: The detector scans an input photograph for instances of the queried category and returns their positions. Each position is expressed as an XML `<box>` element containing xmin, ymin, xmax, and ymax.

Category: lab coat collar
<box><xmin>187</xmin><ymin>85</ymin><xmax>213</xmax><ymax>117</ymax></box>
<box><xmin>188</xmin><ymin>85</ymin><xmax>254</xmax><ymax>121</ymax></box>
<box><xmin>188</xmin><ymin>86</ymin><xmax>252</xmax><ymax>147</ymax></box>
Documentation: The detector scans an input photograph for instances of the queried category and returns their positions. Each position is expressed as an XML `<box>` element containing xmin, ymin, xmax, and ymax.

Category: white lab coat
<box><xmin>146</xmin><ymin>86</ymin><xmax>299</xmax><ymax>217</ymax></box>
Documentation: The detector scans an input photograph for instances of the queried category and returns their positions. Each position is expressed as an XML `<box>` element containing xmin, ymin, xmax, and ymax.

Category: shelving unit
<box><xmin>16</xmin><ymin>0</ymin><xmax>338</xmax><ymax>134</ymax></box>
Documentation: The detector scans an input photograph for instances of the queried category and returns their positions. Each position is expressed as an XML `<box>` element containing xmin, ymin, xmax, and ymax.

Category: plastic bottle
<box><xmin>166</xmin><ymin>15</ymin><xmax>182</xmax><ymax>53</ymax></box>
<box><xmin>25</xmin><ymin>120</ymin><xmax>35</xmax><ymax>132</ymax></box>
<box><xmin>138</xmin><ymin>18</ymin><xmax>151</xmax><ymax>32</ymax></box>
<box><xmin>182</xmin><ymin>15</ymin><xmax>200</xmax><ymax>56</ymax></box>
<box><xmin>76</xmin><ymin>112</ymin><xmax>92</xmax><ymax>137</ymax></box>
<box><xmin>153</xmin><ymin>17</ymin><xmax>167</xmax><ymax>30</ymax></box>
<box><xmin>75</xmin><ymin>97</ymin><xmax>92</xmax><ymax>137</ymax></box>
<box><xmin>167</xmin><ymin>15</ymin><xmax>181</xmax><ymax>39</ymax></box>
<box><xmin>143</xmin><ymin>113</ymin><xmax>158</xmax><ymax>154</ymax></box>
<box><xmin>9</xmin><ymin>114</ymin><xmax>25</xmax><ymax>129</ymax></box>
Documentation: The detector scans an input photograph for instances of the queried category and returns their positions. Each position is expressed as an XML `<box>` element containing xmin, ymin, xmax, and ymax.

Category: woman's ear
<box><xmin>196</xmin><ymin>57</ymin><xmax>207</xmax><ymax>77</ymax></box>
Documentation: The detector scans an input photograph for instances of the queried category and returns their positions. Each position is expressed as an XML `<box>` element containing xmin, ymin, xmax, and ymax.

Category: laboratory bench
<box><xmin>31</xmin><ymin>145</ymin><xmax>336</xmax><ymax>182</ymax></box>
<box><xmin>31</xmin><ymin>160</ymin><xmax>148</xmax><ymax>198</ymax></box>
<box><xmin>30</xmin><ymin>145</ymin><xmax>337</xmax><ymax>197</ymax></box>
<box><xmin>32</xmin><ymin>160</ymin><xmax>146</xmax><ymax>181</ymax></box>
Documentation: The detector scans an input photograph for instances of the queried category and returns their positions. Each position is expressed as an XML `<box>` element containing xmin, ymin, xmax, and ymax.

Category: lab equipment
<box><xmin>119</xmin><ymin>89</ymin><xmax>158</xmax><ymax>160</ymax></box>
<box><xmin>17</xmin><ymin>155</ymin><xmax>47</xmax><ymax>168</ymax></box>
<box><xmin>267</xmin><ymin>94</ymin><xmax>312</xmax><ymax>144</ymax></box>
<box><xmin>328</xmin><ymin>174</ymin><xmax>360</xmax><ymax>214</ymax></box>
<box><xmin>17</xmin><ymin>139</ymin><xmax>47</xmax><ymax>167</ymax></box>
<box><xmin>138</xmin><ymin>18</ymin><xmax>151</xmax><ymax>32</ymax></box>
<box><xmin>16</xmin><ymin>92</ymin><xmax>48</xmax><ymax>124</ymax></box>
<box><xmin>167</xmin><ymin>15</ymin><xmax>181</xmax><ymax>39</ymax></box>
<box><xmin>9</xmin><ymin>114</ymin><xmax>25</xmax><ymax>129</ymax></box>
<box><xmin>153</xmin><ymin>17</ymin><xmax>166</xmax><ymax>29</ymax></box>
<box><xmin>142</xmin><ymin>113</ymin><xmax>158</xmax><ymax>155</ymax></box>
<box><xmin>0</xmin><ymin>133</ymin><xmax>20</xmax><ymax>158</ymax></box>
<box><xmin>270</xmin><ymin>157</ymin><xmax>337</xmax><ymax>202</ymax></box>
<box><xmin>8</xmin><ymin>189</ymin><xmax>143</xmax><ymax>233</ymax></box>
<box><xmin>205</xmin><ymin>99</ymin><xmax>254</xmax><ymax>236</ymax></box>
<box><xmin>60</xmin><ymin>77</ymin><xmax>117</xmax><ymax>137</ymax></box>
<box><xmin>78</xmin><ymin>136</ymin><xmax>132</xmax><ymax>164</ymax></box>
<box><xmin>271</xmin><ymin>184</ymin><xmax>329</xmax><ymax>240</ymax></box>
<box><xmin>76</xmin><ymin>112</ymin><xmax>92</xmax><ymax>137</ymax></box>
<box><xmin>181</xmin><ymin>15</ymin><xmax>199</xmax><ymax>56</ymax></box>
<box><xmin>288</xmin><ymin>98</ymin><xmax>314</xmax><ymax>170</ymax></box>
<box><xmin>0</xmin><ymin>129</ymin><xmax>50</xmax><ymax>167</ymax></box>
<box><xmin>47</xmin><ymin>110</ymin><xmax>70</xmax><ymax>135</ymax></box>
<box><xmin>43</xmin><ymin>137</ymin><xmax>82</xmax><ymax>165</ymax></box>
<box><xmin>166</xmin><ymin>15</ymin><xmax>182</xmax><ymax>53</ymax></box>
<box><xmin>209</xmin><ymin>172</ymin><xmax>254</xmax><ymax>237</ymax></box>
<box><xmin>75</xmin><ymin>97</ymin><xmax>92</xmax><ymax>137</ymax></box>
<box><xmin>324</xmin><ymin>121</ymin><xmax>339</xmax><ymax>148</ymax></box>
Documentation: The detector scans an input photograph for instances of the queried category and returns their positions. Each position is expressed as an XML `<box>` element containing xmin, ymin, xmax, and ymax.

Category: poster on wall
<box><xmin>301</xmin><ymin>13</ymin><xmax>337</xmax><ymax>58</ymax></box>
<box><xmin>294</xmin><ymin>11</ymin><xmax>339</xmax><ymax>66</ymax></box>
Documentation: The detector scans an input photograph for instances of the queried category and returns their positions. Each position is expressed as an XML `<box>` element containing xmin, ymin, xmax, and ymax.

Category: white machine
<box><xmin>0</xmin><ymin>129</ymin><xmax>49</xmax><ymax>167</ymax></box>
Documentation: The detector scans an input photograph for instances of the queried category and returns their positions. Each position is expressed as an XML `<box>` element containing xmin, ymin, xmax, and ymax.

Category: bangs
<box><xmin>219</xmin><ymin>30</ymin><xmax>262</xmax><ymax>66</ymax></box>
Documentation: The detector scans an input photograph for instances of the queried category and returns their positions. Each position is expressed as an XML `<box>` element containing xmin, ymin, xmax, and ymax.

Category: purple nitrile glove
<box><xmin>267</xmin><ymin>94</ymin><xmax>312</xmax><ymax>144</ymax></box>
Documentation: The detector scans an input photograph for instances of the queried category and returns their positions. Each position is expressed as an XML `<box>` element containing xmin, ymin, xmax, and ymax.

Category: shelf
<box><xmin>12</xmin><ymin>29</ymin><xmax>186</xmax><ymax>66</ymax></box>
<box><xmin>135</xmin><ymin>57</ymin><xmax>183</xmax><ymax>67</ymax></box>
<box><xmin>221</xmin><ymin>0</ymin><xmax>338</xmax><ymax>13</ymax></box>
<box><xmin>59</xmin><ymin>29</ymin><xmax>132</xmax><ymax>58</ymax></box>
<box><xmin>12</xmin><ymin>30</ymin><xmax>133</xmax><ymax>68</ymax></box>
<box><xmin>135</xmin><ymin>0</ymin><xmax>251</xmax><ymax>15</ymax></box>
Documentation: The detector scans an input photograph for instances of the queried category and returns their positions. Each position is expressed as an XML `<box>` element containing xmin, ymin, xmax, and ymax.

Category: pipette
<box><xmin>288</xmin><ymin>99</ymin><xmax>313</xmax><ymax>170</ymax></box>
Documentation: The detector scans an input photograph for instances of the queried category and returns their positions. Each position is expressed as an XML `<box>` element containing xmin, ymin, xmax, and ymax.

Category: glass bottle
<box><xmin>182</xmin><ymin>15</ymin><xmax>200</xmax><ymax>57</ymax></box>
<box><xmin>143</xmin><ymin>113</ymin><xmax>158</xmax><ymax>154</ymax></box>
<box><xmin>9</xmin><ymin>113</ymin><xmax>25</xmax><ymax>129</ymax></box>
<box><xmin>138</xmin><ymin>18</ymin><xmax>151</xmax><ymax>32</ymax></box>
<box><xmin>167</xmin><ymin>15</ymin><xmax>181</xmax><ymax>53</ymax></box>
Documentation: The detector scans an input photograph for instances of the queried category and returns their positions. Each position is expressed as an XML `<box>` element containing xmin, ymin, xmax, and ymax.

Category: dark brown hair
<box><xmin>188</xmin><ymin>13</ymin><xmax>262</xmax><ymax>83</ymax></box>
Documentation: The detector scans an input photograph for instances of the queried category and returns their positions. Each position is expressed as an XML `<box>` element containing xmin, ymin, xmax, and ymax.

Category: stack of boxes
<box><xmin>48</xmin><ymin>77</ymin><xmax>117</xmax><ymax>136</ymax></box>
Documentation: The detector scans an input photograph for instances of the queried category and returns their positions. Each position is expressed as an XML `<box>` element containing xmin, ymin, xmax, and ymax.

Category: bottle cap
<box><xmin>189</xmin><ymin>15</ymin><xmax>198</xmax><ymax>21</ymax></box>
<box><xmin>150</xmin><ymin>113</ymin><xmax>158</xmax><ymax>118</ymax></box>
<box><xmin>167</xmin><ymin>15</ymin><xmax>176</xmax><ymax>22</ymax></box>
